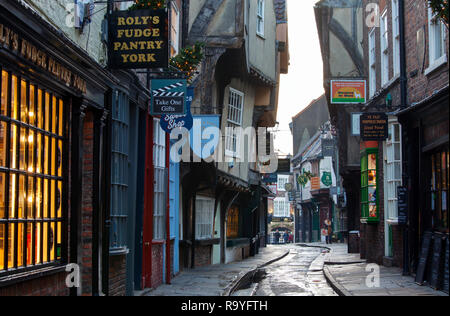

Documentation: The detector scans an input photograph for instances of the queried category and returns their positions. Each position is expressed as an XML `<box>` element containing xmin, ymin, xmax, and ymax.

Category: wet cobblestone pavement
<box><xmin>253</xmin><ymin>245</ymin><xmax>337</xmax><ymax>296</ymax></box>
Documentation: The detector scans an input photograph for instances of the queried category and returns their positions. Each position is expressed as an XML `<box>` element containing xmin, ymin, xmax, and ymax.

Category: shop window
<box><xmin>227</xmin><ymin>206</ymin><xmax>239</xmax><ymax>239</ymax></box>
<box><xmin>0</xmin><ymin>69</ymin><xmax>65</xmax><ymax>272</ymax></box>
<box><xmin>195</xmin><ymin>196</ymin><xmax>214</xmax><ymax>240</ymax></box>
<box><xmin>427</xmin><ymin>148</ymin><xmax>449</xmax><ymax>232</ymax></box>
<box><xmin>153</xmin><ymin>118</ymin><xmax>166</xmax><ymax>240</ymax></box>
<box><xmin>110</xmin><ymin>91</ymin><xmax>129</xmax><ymax>253</ymax></box>
<box><xmin>361</xmin><ymin>148</ymin><xmax>380</xmax><ymax>223</ymax></box>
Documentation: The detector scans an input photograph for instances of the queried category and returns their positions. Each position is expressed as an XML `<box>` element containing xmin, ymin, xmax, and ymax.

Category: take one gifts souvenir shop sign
<box><xmin>108</xmin><ymin>9</ymin><xmax>168</xmax><ymax>69</ymax></box>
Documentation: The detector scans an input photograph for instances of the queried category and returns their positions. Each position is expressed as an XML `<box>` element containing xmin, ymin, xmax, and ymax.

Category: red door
<box><xmin>142</xmin><ymin>114</ymin><xmax>154</xmax><ymax>289</ymax></box>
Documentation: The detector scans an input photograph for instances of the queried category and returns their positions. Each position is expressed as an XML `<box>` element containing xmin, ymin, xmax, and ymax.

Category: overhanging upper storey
<box><xmin>315</xmin><ymin>0</ymin><xmax>365</xmax><ymax>83</ymax></box>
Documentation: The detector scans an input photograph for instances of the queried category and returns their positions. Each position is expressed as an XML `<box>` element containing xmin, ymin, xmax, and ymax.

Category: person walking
<box><xmin>274</xmin><ymin>230</ymin><xmax>281</xmax><ymax>244</ymax></box>
<box><xmin>283</xmin><ymin>231</ymin><xmax>289</xmax><ymax>244</ymax></box>
<box><xmin>288</xmin><ymin>232</ymin><xmax>294</xmax><ymax>243</ymax></box>
<box><xmin>325</xmin><ymin>220</ymin><xmax>333</xmax><ymax>244</ymax></box>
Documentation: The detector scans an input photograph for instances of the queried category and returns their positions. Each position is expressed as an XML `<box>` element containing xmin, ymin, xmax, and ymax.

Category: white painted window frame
<box><xmin>380</xmin><ymin>10</ymin><xmax>389</xmax><ymax>87</ymax></box>
<box><xmin>153</xmin><ymin>118</ymin><xmax>166</xmax><ymax>240</ymax></box>
<box><xmin>385</xmin><ymin>118</ymin><xmax>402</xmax><ymax>223</ymax></box>
<box><xmin>225</xmin><ymin>88</ymin><xmax>244</xmax><ymax>157</ymax></box>
<box><xmin>195</xmin><ymin>196</ymin><xmax>215</xmax><ymax>240</ymax></box>
<box><xmin>257</xmin><ymin>0</ymin><xmax>265</xmax><ymax>37</ymax></box>
<box><xmin>170</xmin><ymin>1</ymin><xmax>180</xmax><ymax>57</ymax></box>
<box><xmin>392</xmin><ymin>0</ymin><xmax>400</xmax><ymax>77</ymax></box>
<box><xmin>369</xmin><ymin>28</ymin><xmax>377</xmax><ymax>98</ymax></box>
<box><xmin>426</xmin><ymin>7</ymin><xmax>447</xmax><ymax>75</ymax></box>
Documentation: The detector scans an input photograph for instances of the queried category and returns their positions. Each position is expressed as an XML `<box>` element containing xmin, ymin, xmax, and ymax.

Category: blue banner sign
<box><xmin>161</xmin><ymin>87</ymin><xmax>194</xmax><ymax>133</ymax></box>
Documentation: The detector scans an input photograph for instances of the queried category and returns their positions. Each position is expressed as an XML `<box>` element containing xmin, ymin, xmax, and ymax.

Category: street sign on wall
<box><xmin>151</xmin><ymin>79</ymin><xmax>187</xmax><ymax>115</ymax></box>
<box><xmin>108</xmin><ymin>9</ymin><xmax>168</xmax><ymax>69</ymax></box>
<box><xmin>360</xmin><ymin>113</ymin><xmax>388</xmax><ymax>141</ymax></box>
<box><xmin>331</xmin><ymin>80</ymin><xmax>366</xmax><ymax>104</ymax></box>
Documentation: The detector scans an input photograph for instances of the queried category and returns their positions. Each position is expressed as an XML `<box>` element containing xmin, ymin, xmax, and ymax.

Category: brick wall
<box><xmin>0</xmin><ymin>272</ymin><xmax>69</xmax><ymax>296</ymax></box>
<box><xmin>152</xmin><ymin>244</ymin><xmax>163</xmax><ymax>288</ymax></box>
<box><xmin>195</xmin><ymin>245</ymin><xmax>212</xmax><ymax>268</ymax></box>
<box><xmin>404</xmin><ymin>0</ymin><xmax>449</xmax><ymax>105</ymax></box>
<box><xmin>108</xmin><ymin>254</ymin><xmax>126</xmax><ymax>296</ymax></box>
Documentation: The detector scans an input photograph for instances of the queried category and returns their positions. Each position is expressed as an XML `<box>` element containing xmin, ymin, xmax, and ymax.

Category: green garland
<box><xmin>128</xmin><ymin>0</ymin><xmax>167</xmax><ymax>11</ymax></box>
<box><xmin>429</xmin><ymin>0</ymin><xmax>449</xmax><ymax>27</ymax></box>
<box><xmin>169</xmin><ymin>42</ymin><xmax>205</xmax><ymax>82</ymax></box>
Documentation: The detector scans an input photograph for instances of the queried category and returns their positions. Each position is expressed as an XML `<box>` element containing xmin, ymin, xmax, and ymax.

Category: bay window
<box><xmin>0</xmin><ymin>69</ymin><xmax>65</xmax><ymax>272</ymax></box>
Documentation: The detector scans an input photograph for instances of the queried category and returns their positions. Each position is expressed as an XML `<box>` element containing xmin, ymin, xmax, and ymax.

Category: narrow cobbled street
<box><xmin>251</xmin><ymin>245</ymin><xmax>337</xmax><ymax>296</ymax></box>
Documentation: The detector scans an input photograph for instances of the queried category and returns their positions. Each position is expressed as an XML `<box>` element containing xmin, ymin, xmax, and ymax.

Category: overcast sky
<box><xmin>273</xmin><ymin>0</ymin><xmax>325</xmax><ymax>156</ymax></box>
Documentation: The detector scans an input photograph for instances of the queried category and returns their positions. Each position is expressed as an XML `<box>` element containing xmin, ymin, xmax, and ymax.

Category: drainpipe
<box><xmin>398</xmin><ymin>0</ymin><xmax>410</xmax><ymax>276</ymax></box>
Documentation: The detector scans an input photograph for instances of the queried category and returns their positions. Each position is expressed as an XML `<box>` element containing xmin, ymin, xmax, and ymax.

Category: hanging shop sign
<box><xmin>161</xmin><ymin>87</ymin><xmax>194</xmax><ymax>133</ymax></box>
<box><xmin>150</xmin><ymin>79</ymin><xmax>187</xmax><ymax>115</ymax></box>
<box><xmin>331</xmin><ymin>80</ymin><xmax>366</xmax><ymax>104</ymax></box>
<box><xmin>360</xmin><ymin>113</ymin><xmax>388</xmax><ymax>141</ymax></box>
<box><xmin>0</xmin><ymin>22</ymin><xmax>87</xmax><ymax>94</ymax></box>
<box><xmin>108</xmin><ymin>9</ymin><xmax>168</xmax><ymax>69</ymax></box>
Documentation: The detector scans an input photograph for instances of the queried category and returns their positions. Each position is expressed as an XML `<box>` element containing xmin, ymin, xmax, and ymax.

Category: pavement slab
<box><xmin>318</xmin><ymin>243</ymin><xmax>449</xmax><ymax>297</ymax></box>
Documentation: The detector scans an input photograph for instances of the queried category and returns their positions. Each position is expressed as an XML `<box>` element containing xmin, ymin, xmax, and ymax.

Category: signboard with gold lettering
<box><xmin>0</xmin><ymin>22</ymin><xmax>87</xmax><ymax>94</ymax></box>
<box><xmin>108</xmin><ymin>9</ymin><xmax>168</xmax><ymax>69</ymax></box>
<box><xmin>360</xmin><ymin>113</ymin><xmax>388</xmax><ymax>141</ymax></box>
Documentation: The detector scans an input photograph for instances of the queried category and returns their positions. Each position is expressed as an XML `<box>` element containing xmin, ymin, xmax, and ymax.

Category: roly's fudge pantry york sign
<box><xmin>108</xmin><ymin>9</ymin><xmax>168</xmax><ymax>69</ymax></box>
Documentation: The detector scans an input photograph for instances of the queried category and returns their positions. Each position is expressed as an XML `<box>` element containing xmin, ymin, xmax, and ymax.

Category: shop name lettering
<box><xmin>113</xmin><ymin>15</ymin><xmax>164</xmax><ymax>64</ymax></box>
<box><xmin>0</xmin><ymin>23</ymin><xmax>87</xmax><ymax>94</ymax></box>
<box><xmin>164</xmin><ymin>114</ymin><xmax>186</xmax><ymax>129</ymax></box>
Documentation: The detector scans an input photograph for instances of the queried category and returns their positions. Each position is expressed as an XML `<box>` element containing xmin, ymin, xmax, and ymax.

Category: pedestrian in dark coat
<box><xmin>283</xmin><ymin>231</ymin><xmax>289</xmax><ymax>244</ymax></box>
<box><xmin>274</xmin><ymin>230</ymin><xmax>281</xmax><ymax>244</ymax></box>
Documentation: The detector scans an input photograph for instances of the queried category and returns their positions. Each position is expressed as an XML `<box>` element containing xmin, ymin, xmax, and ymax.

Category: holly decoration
<box><xmin>429</xmin><ymin>0</ymin><xmax>449</xmax><ymax>27</ymax></box>
<box><xmin>129</xmin><ymin>0</ymin><xmax>167</xmax><ymax>11</ymax></box>
<box><xmin>169</xmin><ymin>42</ymin><xmax>205</xmax><ymax>82</ymax></box>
